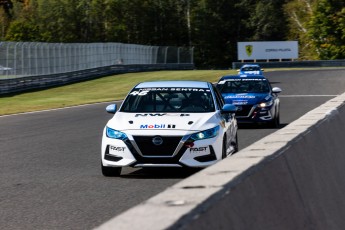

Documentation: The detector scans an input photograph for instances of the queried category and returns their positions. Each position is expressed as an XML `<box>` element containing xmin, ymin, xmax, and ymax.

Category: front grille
<box><xmin>236</xmin><ymin>105</ymin><xmax>254</xmax><ymax>117</ymax></box>
<box><xmin>132</xmin><ymin>136</ymin><xmax>183</xmax><ymax>156</ymax></box>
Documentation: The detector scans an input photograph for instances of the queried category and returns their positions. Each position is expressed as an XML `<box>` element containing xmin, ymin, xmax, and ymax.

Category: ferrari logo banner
<box><xmin>245</xmin><ymin>45</ymin><xmax>253</xmax><ymax>57</ymax></box>
<box><xmin>238</xmin><ymin>41</ymin><xmax>298</xmax><ymax>60</ymax></box>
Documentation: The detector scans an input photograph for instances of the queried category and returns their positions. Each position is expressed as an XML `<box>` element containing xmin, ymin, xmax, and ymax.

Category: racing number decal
<box><xmin>130</xmin><ymin>90</ymin><xmax>149</xmax><ymax>96</ymax></box>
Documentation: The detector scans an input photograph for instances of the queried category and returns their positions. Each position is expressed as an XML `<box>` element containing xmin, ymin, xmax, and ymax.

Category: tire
<box><xmin>233</xmin><ymin>133</ymin><xmax>239</xmax><ymax>153</ymax></box>
<box><xmin>276</xmin><ymin>113</ymin><xmax>280</xmax><ymax>127</ymax></box>
<box><xmin>269</xmin><ymin>112</ymin><xmax>280</xmax><ymax>128</ymax></box>
<box><xmin>228</xmin><ymin>133</ymin><xmax>238</xmax><ymax>156</ymax></box>
<box><xmin>268</xmin><ymin>105</ymin><xmax>280</xmax><ymax>128</ymax></box>
<box><xmin>222</xmin><ymin>136</ymin><xmax>227</xmax><ymax>159</ymax></box>
<box><xmin>101</xmin><ymin>163</ymin><xmax>122</xmax><ymax>177</ymax></box>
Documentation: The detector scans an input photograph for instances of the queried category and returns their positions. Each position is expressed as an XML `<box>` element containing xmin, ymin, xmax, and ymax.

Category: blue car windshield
<box><xmin>120</xmin><ymin>87</ymin><xmax>215</xmax><ymax>113</ymax></box>
<box><xmin>241</xmin><ymin>66</ymin><xmax>261</xmax><ymax>71</ymax></box>
<box><xmin>218</xmin><ymin>79</ymin><xmax>270</xmax><ymax>93</ymax></box>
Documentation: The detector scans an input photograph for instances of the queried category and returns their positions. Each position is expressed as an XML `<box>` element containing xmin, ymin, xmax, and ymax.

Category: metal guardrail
<box><xmin>0</xmin><ymin>41</ymin><xmax>194</xmax><ymax>95</ymax></box>
<box><xmin>0</xmin><ymin>63</ymin><xmax>194</xmax><ymax>95</ymax></box>
<box><xmin>0</xmin><ymin>42</ymin><xmax>194</xmax><ymax>78</ymax></box>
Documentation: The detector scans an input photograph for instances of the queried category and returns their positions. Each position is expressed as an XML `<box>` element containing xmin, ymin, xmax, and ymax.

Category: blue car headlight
<box><xmin>189</xmin><ymin>126</ymin><xmax>220</xmax><ymax>141</ymax></box>
<box><xmin>106</xmin><ymin>127</ymin><xmax>128</xmax><ymax>140</ymax></box>
<box><xmin>259</xmin><ymin>100</ymin><xmax>273</xmax><ymax>108</ymax></box>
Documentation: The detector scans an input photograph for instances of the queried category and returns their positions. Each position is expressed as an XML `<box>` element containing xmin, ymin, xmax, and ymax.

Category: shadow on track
<box><xmin>238</xmin><ymin>123</ymin><xmax>288</xmax><ymax>130</ymax></box>
<box><xmin>120</xmin><ymin>167</ymin><xmax>202</xmax><ymax>179</ymax></box>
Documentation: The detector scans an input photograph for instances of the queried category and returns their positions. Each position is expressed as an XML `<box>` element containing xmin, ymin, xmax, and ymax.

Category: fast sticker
<box><xmin>109</xmin><ymin>146</ymin><xmax>125</xmax><ymax>152</ymax></box>
<box><xmin>190</xmin><ymin>147</ymin><xmax>207</xmax><ymax>152</ymax></box>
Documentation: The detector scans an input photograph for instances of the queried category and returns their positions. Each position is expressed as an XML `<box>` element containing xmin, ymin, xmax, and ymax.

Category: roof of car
<box><xmin>135</xmin><ymin>81</ymin><xmax>210</xmax><ymax>89</ymax></box>
<box><xmin>219</xmin><ymin>74</ymin><xmax>266</xmax><ymax>81</ymax></box>
<box><xmin>241</xmin><ymin>64</ymin><xmax>261</xmax><ymax>68</ymax></box>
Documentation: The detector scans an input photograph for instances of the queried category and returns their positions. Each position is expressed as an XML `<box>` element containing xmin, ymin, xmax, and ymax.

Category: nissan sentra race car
<box><xmin>101</xmin><ymin>81</ymin><xmax>238</xmax><ymax>176</ymax></box>
<box><xmin>237</xmin><ymin>64</ymin><xmax>264</xmax><ymax>75</ymax></box>
<box><xmin>217</xmin><ymin>74</ymin><xmax>282</xmax><ymax>127</ymax></box>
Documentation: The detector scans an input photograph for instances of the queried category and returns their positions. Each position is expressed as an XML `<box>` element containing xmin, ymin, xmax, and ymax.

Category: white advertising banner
<box><xmin>237</xmin><ymin>41</ymin><xmax>298</xmax><ymax>60</ymax></box>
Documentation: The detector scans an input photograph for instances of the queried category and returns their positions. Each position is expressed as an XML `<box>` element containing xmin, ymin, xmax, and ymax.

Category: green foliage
<box><xmin>308</xmin><ymin>0</ymin><xmax>345</xmax><ymax>59</ymax></box>
<box><xmin>250</xmin><ymin>0</ymin><xmax>288</xmax><ymax>41</ymax></box>
<box><xmin>5</xmin><ymin>19</ymin><xmax>38</xmax><ymax>41</ymax></box>
<box><xmin>284</xmin><ymin>0</ymin><xmax>318</xmax><ymax>59</ymax></box>
<box><xmin>0</xmin><ymin>0</ymin><xmax>344</xmax><ymax>67</ymax></box>
<box><xmin>284</xmin><ymin>0</ymin><xmax>345</xmax><ymax>60</ymax></box>
<box><xmin>191</xmin><ymin>0</ymin><xmax>239</xmax><ymax>67</ymax></box>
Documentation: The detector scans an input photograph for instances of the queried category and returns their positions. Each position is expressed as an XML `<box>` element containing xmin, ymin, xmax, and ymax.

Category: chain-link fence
<box><xmin>0</xmin><ymin>42</ymin><xmax>194</xmax><ymax>78</ymax></box>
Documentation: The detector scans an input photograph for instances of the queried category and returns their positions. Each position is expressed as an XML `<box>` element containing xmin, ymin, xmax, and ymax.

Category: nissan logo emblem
<box><xmin>152</xmin><ymin>136</ymin><xmax>163</xmax><ymax>146</ymax></box>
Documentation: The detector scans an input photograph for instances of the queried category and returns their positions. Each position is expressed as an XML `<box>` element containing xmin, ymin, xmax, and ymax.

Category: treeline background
<box><xmin>0</xmin><ymin>0</ymin><xmax>344</xmax><ymax>68</ymax></box>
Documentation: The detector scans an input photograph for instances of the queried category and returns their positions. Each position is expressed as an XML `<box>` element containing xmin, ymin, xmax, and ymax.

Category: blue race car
<box><xmin>237</xmin><ymin>64</ymin><xmax>264</xmax><ymax>75</ymax></box>
<box><xmin>216</xmin><ymin>74</ymin><xmax>282</xmax><ymax>127</ymax></box>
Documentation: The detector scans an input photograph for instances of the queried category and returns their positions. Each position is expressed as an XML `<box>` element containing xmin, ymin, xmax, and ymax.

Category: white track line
<box><xmin>0</xmin><ymin>101</ymin><xmax>120</xmax><ymax>118</ymax></box>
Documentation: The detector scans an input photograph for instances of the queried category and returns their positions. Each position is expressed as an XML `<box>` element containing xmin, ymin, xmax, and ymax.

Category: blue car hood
<box><xmin>222</xmin><ymin>93</ymin><xmax>271</xmax><ymax>105</ymax></box>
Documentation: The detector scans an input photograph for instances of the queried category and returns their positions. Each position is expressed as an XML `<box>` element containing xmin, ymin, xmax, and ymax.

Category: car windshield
<box><xmin>120</xmin><ymin>87</ymin><xmax>215</xmax><ymax>113</ymax></box>
<box><xmin>218</xmin><ymin>79</ymin><xmax>270</xmax><ymax>93</ymax></box>
<box><xmin>242</xmin><ymin>66</ymin><xmax>260</xmax><ymax>71</ymax></box>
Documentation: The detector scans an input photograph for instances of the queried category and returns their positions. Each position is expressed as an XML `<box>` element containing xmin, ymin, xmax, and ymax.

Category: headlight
<box><xmin>189</xmin><ymin>126</ymin><xmax>220</xmax><ymax>141</ymax></box>
<box><xmin>259</xmin><ymin>100</ymin><xmax>273</xmax><ymax>108</ymax></box>
<box><xmin>106</xmin><ymin>127</ymin><xmax>127</xmax><ymax>140</ymax></box>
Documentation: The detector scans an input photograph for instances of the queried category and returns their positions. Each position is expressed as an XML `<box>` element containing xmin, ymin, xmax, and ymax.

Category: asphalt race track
<box><xmin>1</xmin><ymin>69</ymin><xmax>345</xmax><ymax>230</ymax></box>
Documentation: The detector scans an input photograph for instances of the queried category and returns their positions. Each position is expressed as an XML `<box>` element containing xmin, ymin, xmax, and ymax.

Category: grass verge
<box><xmin>0</xmin><ymin>70</ymin><xmax>236</xmax><ymax>116</ymax></box>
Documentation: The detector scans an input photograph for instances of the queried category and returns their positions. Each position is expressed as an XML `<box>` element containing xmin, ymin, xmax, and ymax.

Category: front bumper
<box><xmin>235</xmin><ymin>105</ymin><xmax>275</xmax><ymax>124</ymax></box>
<box><xmin>101</xmin><ymin>132</ymin><xmax>223</xmax><ymax>168</ymax></box>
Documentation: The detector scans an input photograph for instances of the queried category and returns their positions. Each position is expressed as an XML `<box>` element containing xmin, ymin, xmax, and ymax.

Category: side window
<box><xmin>212</xmin><ymin>85</ymin><xmax>225</xmax><ymax>109</ymax></box>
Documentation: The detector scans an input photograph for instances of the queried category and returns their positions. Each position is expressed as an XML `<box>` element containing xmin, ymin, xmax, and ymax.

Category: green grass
<box><xmin>0</xmin><ymin>75</ymin><xmax>18</xmax><ymax>79</ymax></box>
<box><xmin>0</xmin><ymin>70</ymin><xmax>236</xmax><ymax>116</ymax></box>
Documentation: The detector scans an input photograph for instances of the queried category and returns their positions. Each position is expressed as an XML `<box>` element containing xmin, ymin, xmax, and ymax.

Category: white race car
<box><xmin>101</xmin><ymin>81</ymin><xmax>238</xmax><ymax>176</ymax></box>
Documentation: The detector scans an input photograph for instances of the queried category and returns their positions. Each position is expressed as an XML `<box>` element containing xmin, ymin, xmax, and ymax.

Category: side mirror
<box><xmin>106</xmin><ymin>104</ymin><xmax>117</xmax><ymax>114</ymax></box>
<box><xmin>221</xmin><ymin>104</ymin><xmax>237</xmax><ymax>113</ymax></box>
<box><xmin>272</xmin><ymin>87</ymin><xmax>282</xmax><ymax>94</ymax></box>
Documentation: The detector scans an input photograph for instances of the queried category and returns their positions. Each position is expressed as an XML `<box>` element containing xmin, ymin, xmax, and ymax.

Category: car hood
<box><xmin>106</xmin><ymin>112</ymin><xmax>219</xmax><ymax>134</ymax></box>
<box><xmin>223</xmin><ymin>93</ymin><xmax>272</xmax><ymax>105</ymax></box>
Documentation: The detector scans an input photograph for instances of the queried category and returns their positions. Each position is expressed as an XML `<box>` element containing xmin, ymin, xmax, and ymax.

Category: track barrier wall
<box><xmin>95</xmin><ymin>92</ymin><xmax>345</xmax><ymax>229</ymax></box>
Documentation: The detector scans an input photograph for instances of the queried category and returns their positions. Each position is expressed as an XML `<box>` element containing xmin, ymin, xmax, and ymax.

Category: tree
<box><xmin>2</xmin><ymin>0</ymin><xmax>345</xmax><ymax>67</ymax></box>
<box><xmin>4</xmin><ymin>0</ymin><xmax>40</xmax><ymax>41</ymax></box>
<box><xmin>248</xmin><ymin>0</ymin><xmax>288</xmax><ymax>41</ymax></box>
<box><xmin>284</xmin><ymin>0</ymin><xmax>318</xmax><ymax>59</ymax></box>
<box><xmin>191</xmin><ymin>0</ymin><xmax>240</xmax><ymax>68</ymax></box>
<box><xmin>190</xmin><ymin>0</ymin><xmax>290</xmax><ymax>67</ymax></box>
<box><xmin>308</xmin><ymin>0</ymin><xmax>345</xmax><ymax>59</ymax></box>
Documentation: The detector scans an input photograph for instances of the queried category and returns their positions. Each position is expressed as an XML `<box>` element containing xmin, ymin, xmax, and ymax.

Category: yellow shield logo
<box><xmin>245</xmin><ymin>45</ymin><xmax>253</xmax><ymax>57</ymax></box>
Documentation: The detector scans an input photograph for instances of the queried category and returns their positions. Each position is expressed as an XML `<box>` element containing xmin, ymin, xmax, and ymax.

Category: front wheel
<box><xmin>233</xmin><ymin>133</ymin><xmax>239</xmax><ymax>153</ymax></box>
<box><xmin>101</xmin><ymin>163</ymin><xmax>122</xmax><ymax>177</ymax></box>
<box><xmin>222</xmin><ymin>136</ymin><xmax>227</xmax><ymax>159</ymax></box>
<box><xmin>268</xmin><ymin>106</ymin><xmax>280</xmax><ymax>128</ymax></box>
<box><xmin>269</xmin><ymin>113</ymin><xmax>280</xmax><ymax>128</ymax></box>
